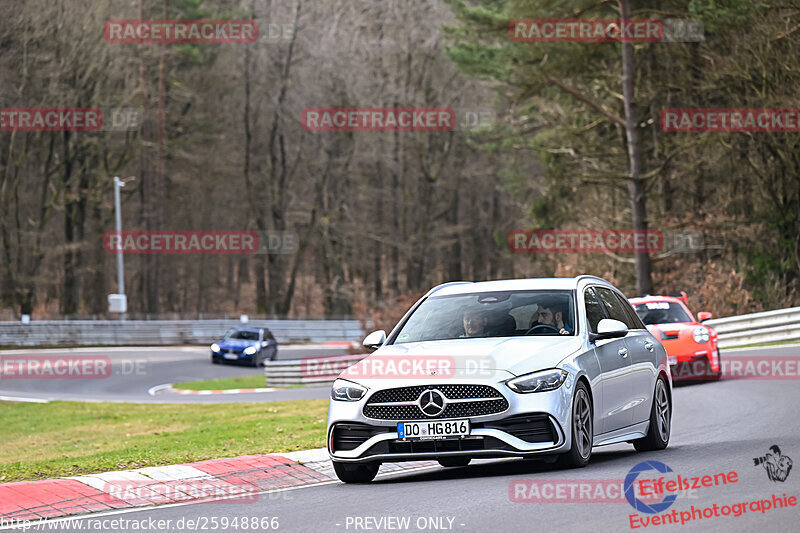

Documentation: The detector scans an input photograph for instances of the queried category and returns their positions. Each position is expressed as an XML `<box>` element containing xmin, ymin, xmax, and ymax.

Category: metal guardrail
<box><xmin>0</xmin><ymin>319</ymin><xmax>365</xmax><ymax>347</ymax></box>
<box><xmin>705</xmin><ymin>307</ymin><xmax>800</xmax><ymax>349</ymax></box>
<box><xmin>265</xmin><ymin>354</ymin><xmax>366</xmax><ymax>387</ymax></box>
<box><xmin>265</xmin><ymin>307</ymin><xmax>800</xmax><ymax>387</ymax></box>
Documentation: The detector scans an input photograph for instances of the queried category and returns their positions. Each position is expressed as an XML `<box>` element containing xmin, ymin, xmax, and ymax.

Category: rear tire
<box><xmin>557</xmin><ymin>381</ymin><xmax>592</xmax><ymax>469</ymax></box>
<box><xmin>437</xmin><ymin>457</ymin><xmax>471</xmax><ymax>468</ymax></box>
<box><xmin>633</xmin><ymin>376</ymin><xmax>671</xmax><ymax>452</ymax></box>
<box><xmin>332</xmin><ymin>461</ymin><xmax>380</xmax><ymax>483</ymax></box>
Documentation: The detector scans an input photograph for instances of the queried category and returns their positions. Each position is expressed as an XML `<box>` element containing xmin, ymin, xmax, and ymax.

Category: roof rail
<box><xmin>575</xmin><ymin>274</ymin><xmax>611</xmax><ymax>285</ymax></box>
<box><xmin>427</xmin><ymin>281</ymin><xmax>473</xmax><ymax>296</ymax></box>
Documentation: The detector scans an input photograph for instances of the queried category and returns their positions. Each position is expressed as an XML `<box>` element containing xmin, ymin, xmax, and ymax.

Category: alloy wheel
<box><xmin>655</xmin><ymin>380</ymin><xmax>671</xmax><ymax>442</ymax></box>
<box><xmin>573</xmin><ymin>389</ymin><xmax>592</xmax><ymax>459</ymax></box>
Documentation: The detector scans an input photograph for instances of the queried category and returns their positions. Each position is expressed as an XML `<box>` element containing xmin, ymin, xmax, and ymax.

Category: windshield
<box><xmin>633</xmin><ymin>302</ymin><xmax>691</xmax><ymax>325</ymax></box>
<box><xmin>223</xmin><ymin>329</ymin><xmax>259</xmax><ymax>341</ymax></box>
<box><xmin>393</xmin><ymin>290</ymin><xmax>576</xmax><ymax>343</ymax></box>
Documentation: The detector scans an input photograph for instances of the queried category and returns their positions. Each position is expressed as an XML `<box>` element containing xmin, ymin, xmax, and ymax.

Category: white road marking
<box><xmin>0</xmin><ymin>395</ymin><xmax>49</xmax><ymax>403</ymax></box>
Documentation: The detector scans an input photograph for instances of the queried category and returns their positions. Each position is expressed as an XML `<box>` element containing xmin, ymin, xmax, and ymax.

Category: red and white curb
<box><xmin>169</xmin><ymin>387</ymin><xmax>276</xmax><ymax>395</ymax></box>
<box><xmin>147</xmin><ymin>384</ymin><xmax>275</xmax><ymax>396</ymax></box>
<box><xmin>322</xmin><ymin>341</ymin><xmax>360</xmax><ymax>349</ymax></box>
<box><xmin>0</xmin><ymin>449</ymin><xmax>436</xmax><ymax>522</ymax></box>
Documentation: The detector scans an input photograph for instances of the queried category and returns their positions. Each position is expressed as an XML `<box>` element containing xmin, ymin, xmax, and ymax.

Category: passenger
<box><xmin>462</xmin><ymin>308</ymin><xmax>489</xmax><ymax>338</ymax></box>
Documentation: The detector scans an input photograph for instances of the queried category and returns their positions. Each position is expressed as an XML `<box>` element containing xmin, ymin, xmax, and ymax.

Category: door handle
<box><xmin>618</xmin><ymin>347</ymin><xmax>628</xmax><ymax>358</ymax></box>
<box><xmin>644</xmin><ymin>342</ymin><xmax>654</xmax><ymax>352</ymax></box>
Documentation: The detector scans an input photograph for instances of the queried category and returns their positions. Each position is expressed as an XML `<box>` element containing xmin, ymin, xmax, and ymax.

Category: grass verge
<box><xmin>0</xmin><ymin>399</ymin><xmax>327</xmax><ymax>483</ymax></box>
<box><xmin>172</xmin><ymin>375</ymin><xmax>268</xmax><ymax>391</ymax></box>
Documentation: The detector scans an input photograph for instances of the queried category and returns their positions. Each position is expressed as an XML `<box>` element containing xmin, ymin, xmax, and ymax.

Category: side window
<box><xmin>584</xmin><ymin>288</ymin><xmax>606</xmax><ymax>333</ymax></box>
<box><xmin>265</xmin><ymin>330</ymin><xmax>276</xmax><ymax>341</ymax></box>
<box><xmin>614</xmin><ymin>292</ymin><xmax>646</xmax><ymax>329</ymax></box>
<box><xmin>595</xmin><ymin>287</ymin><xmax>632</xmax><ymax>326</ymax></box>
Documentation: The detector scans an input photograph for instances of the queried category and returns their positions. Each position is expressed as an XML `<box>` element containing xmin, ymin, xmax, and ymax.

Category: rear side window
<box><xmin>595</xmin><ymin>287</ymin><xmax>632</xmax><ymax>326</ymax></box>
<box><xmin>584</xmin><ymin>288</ymin><xmax>606</xmax><ymax>333</ymax></box>
<box><xmin>614</xmin><ymin>293</ymin><xmax>646</xmax><ymax>329</ymax></box>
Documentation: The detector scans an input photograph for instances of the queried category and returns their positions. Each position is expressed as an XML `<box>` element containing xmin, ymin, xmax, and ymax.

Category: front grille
<box><xmin>660</xmin><ymin>332</ymin><xmax>679</xmax><ymax>340</ymax></box>
<box><xmin>388</xmin><ymin>438</ymin><xmax>485</xmax><ymax>454</ymax></box>
<box><xmin>363</xmin><ymin>384</ymin><xmax>508</xmax><ymax>420</ymax></box>
<box><xmin>363</xmin><ymin>436</ymin><xmax>518</xmax><ymax>458</ymax></box>
<box><xmin>368</xmin><ymin>384</ymin><xmax>502</xmax><ymax>403</ymax></box>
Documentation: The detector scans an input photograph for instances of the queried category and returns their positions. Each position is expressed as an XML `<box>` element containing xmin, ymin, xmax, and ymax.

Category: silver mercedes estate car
<box><xmin>327</xmin><ymin>276</ymin><xmax>672</xmax><ymax>483</ymax></box>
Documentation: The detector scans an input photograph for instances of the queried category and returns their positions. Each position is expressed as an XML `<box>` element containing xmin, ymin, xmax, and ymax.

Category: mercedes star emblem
<box><xmin>418</xmin><ymin>389</ymin><xmax>446</xmax><ymax>417</ymax></box>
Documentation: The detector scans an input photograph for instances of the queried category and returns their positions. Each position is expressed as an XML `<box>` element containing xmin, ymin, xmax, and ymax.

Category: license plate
<box><xmin>668</xmin><ymin>356</ymin><xmax>677</xmax><ymax>366</ymax></box>
<box><xmin>224</xmin><ymin>352</ymin><xmax>238</xmax><ymax>360</ymax></box>
<box><xmin>398</xmin><ymin>419</ymin><xmax>470</xmax><ymax>440</ymax></box>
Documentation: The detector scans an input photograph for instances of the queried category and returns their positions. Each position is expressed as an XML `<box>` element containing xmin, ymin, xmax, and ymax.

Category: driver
<box><xmin>462</xmin><ymin>308</ymin><xmax>489</xmax><ymax>338</ymax></box>
<box><xmin>530</xmin><ymin>304</ymin><xmax>572</xmax><ymax>336</ymax></box>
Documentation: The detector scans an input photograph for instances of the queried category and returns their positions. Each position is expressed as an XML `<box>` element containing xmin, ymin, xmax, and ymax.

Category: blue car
<box><xmin>210</xmin><ymin>327</ymin><xmax>278</xmax><ymax>367</ymax></box>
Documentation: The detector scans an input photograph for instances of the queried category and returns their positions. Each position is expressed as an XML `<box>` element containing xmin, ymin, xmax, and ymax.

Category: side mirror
<box><xmin>697</xmin><ymin>312</ymin><xmax>712</xmax><ymax>322</ymax></box>
<box><xmin>362</xmin><ymin>330</ymin><xmax>386</xmax><ymax>351</ymax></box>
<box><xmin>589</xmin><ymin>319</ymin><xmax>629</xmax><ymax>343</ymax></box>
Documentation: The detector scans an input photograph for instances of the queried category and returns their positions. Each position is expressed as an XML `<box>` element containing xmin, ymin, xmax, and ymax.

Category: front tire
<box><xmin>557</xmin><ymin>381</ymin><xmax>592</xmax><ymax>468</ymax></box>
<box><xmin>704</xmin><ymin>350</ymin><xmax>722</xmax><ymax>381</ymax></box>
<box><xmin>633</xmin><ymin>376</ymin><xmax>671</xmax><ymax>452</ymax></box>
<box><xmin>332</xmin><ymin>461</ymin><xmax>380</xmax><ymax>483</ymax></box>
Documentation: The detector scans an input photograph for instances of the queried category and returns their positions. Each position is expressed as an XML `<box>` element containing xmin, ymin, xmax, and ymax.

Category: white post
<box><xmin>114</xmin><ymin>176</ymin><xmax>126</xmax><ymax>320</ymax></box>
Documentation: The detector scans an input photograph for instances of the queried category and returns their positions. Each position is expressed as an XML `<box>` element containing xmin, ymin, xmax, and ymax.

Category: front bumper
<box><xmin>211</xmin><ymin>350</ymin><xmax>254</xmax><ymax>362</ymax></box>
<box><xmin>662</xmin><ymin>343</ymin><xmax>720</xmax><ymax>377</ymax></box>
<box><xmin>327</xmin><ymin>377</ymin><xmax>576</xmax><ymax>463</ymax></box>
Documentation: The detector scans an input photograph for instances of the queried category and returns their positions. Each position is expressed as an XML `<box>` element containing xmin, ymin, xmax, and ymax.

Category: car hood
<box><xmin>646</xmin><ymin>323</ymin><xmax>696</xmax><ymax>335</ymax></box>
<box><xmin>340</xmin><ymin>336</ymin><xmax>583</xmax><ymax>383</ymax></box>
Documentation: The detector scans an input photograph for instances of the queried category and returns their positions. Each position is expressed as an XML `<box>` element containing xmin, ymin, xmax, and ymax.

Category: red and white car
<box><xmin>629</xmin><ymin>293</ymin><xmax>721</xmax><ymax>381</ymax></box>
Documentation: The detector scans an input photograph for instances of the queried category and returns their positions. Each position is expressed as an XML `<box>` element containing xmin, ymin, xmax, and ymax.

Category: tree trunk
<box><xmin>619</xmin><ymin>0</ymin><xmax>653</xmax><ymax>296</ymax></box>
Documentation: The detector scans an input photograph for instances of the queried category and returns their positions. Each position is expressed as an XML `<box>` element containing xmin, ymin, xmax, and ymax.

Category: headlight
<box><xmin>244</xmin><ymin>346</ymin><xmax>257</xmax><ymax>355</ymax></box>
<box><xmin>693</xmin><ymin>327</ymin><xmax>710</xmax><ymax>343</ymax></box>
<box><xmin>331</xmin><ymin>379</ymin><xmax>367</xmax><ymax>401</ymax></box>
<box><xmin>211</xmin><ymin>343</ymin><xmax>220</xmax><ymax>353</ymax></box>
<box><xmin>506</xmin><ymin>369</ymin><xmax>568</xmax><ymax>393</ymax></box>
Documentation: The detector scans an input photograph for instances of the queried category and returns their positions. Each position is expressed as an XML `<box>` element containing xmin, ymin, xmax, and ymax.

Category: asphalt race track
<box><xmin>10</xmin><ymin>344</ymin><xmax>799</xmax><ymax>533</ymax></box>
<box><xmin>0</xmin><ymin>345</ymin><xmax>343</xmax><ymax>403</ymax></box>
